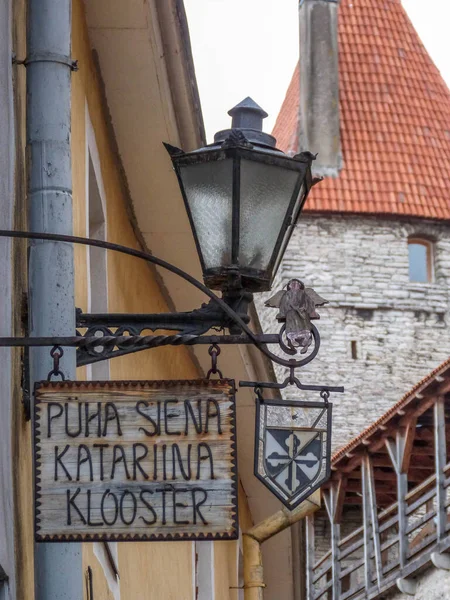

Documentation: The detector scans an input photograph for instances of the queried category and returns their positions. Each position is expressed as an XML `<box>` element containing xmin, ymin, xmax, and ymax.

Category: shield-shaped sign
<box><xmin>254</xmin><ymin>398</ymin><xmax>332</xmax><ymax>509</ymax></box>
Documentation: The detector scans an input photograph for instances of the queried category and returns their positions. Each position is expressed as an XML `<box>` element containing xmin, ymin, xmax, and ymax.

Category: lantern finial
<box><xmin>227</xmin><ymin>97</ymin><xmax>268</xmax><ymax>131</ymax></box>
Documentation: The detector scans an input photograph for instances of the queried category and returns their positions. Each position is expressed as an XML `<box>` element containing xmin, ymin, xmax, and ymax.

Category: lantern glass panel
<box><xmin>239</xmin><ymin>159</ymin><xmax>300</xmax><ymax>272</ymax></box>
<box><xmin>179</xmin><ymin>158</ymin><xmax>233</xmax><ymax>270</ymax></box>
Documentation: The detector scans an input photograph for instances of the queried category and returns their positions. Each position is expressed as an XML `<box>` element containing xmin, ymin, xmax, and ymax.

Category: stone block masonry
<box><xmin>256</xmin><ymin>214</ymin><xmax>450</xmax><ymax>450</ymax></box>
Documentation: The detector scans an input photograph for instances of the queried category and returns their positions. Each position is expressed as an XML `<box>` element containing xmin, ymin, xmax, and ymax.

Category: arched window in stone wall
<box><xmin>408</xmin><ymin>237</ymin><xmax>434</xmax><ymax>283</ymax></box>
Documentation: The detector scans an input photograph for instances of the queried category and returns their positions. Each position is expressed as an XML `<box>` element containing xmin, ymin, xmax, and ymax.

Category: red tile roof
<box><xmin>273</xmin><ymin>0</ymin><xmax>450</xmax><ymax>219</ymax></box>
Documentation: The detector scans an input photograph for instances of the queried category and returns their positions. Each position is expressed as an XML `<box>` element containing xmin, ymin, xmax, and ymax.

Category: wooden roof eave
<box><xmin>323</xmin><ymin>359</ymin><xmax>450</xmax><ymax>504</ymax></box>
<box><xmin>154</xmin><ymin>0</ymin><xmax>206</xmax><ymax>151</ymax></box>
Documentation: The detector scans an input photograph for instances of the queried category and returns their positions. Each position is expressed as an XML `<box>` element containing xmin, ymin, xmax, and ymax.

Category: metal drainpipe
<box><xmin>243</xmin><ymin>491</ymin><xmax>321</xmax><ymax>599</ymax></box>
<box><xmin>27</xmin><ymin>0</ymin><xmax>81</xmax><ymax>598</ymax></box>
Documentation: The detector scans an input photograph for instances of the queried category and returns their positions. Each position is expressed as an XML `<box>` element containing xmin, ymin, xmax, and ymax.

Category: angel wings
<box><xmin>264</xmin><ymin>279</ymin><xmax>328</xmax><ymax>353</ymax></box>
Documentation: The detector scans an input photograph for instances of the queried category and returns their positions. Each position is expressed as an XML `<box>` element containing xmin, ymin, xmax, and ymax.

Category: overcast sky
<box><xmin>184</xmin><ymin>0</ymin><xmax>450</xmax><ymax>142</ymax></box>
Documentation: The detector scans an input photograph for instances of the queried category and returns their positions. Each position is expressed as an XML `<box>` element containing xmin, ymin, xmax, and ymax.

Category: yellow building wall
<box><xmin>11</xmin><ymin>0</ymin><xmax>35</xmax><ymax>598</ymax></box>
<box><xmin>214</xmin><ymin>486</ymin><xmax>253</xmax><ymax>599</ymax></box>
<box><xmin>71</xmin><ymin>2</ymin><xmax>249</xmax><ymax>598</ymax></box>
<box><xmin>215</xmin><ymin>542</ymin><xmax>238</xmax><ymax>600</ymax></box>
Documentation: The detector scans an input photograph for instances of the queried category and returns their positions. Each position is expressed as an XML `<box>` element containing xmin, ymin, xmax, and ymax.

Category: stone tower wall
<box><xmin>256</xmin><ymin>214</ymin><xmax>450</xmax><ymax>449</ymax></box>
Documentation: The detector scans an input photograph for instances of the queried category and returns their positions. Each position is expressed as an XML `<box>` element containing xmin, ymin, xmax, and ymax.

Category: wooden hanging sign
<box><xmin>34</xmin><ymin>379</ymin><xmax>238</xmax><ymax>542</ymax></box>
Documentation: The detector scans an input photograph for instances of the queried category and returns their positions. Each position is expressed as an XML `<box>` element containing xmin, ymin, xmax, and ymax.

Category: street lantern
<box><xmin>165</xmin><ymin>97</ymin><xmax>314</xmax><ymax>293</ymax></box>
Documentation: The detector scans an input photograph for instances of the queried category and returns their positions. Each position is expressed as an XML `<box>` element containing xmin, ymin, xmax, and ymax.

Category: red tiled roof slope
<box><xmin>273</xmin><ymin>0</ymin><xmax>450</xmax><ymax>219</ymax></box>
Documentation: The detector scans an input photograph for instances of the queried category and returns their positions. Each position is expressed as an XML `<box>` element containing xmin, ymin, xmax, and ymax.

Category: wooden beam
<box><xmin>369</xmin><ymin>469</ymin><xmax>423</xmax><ymax>484</ymax></box>
<box><xmin>397</xmin><ymin>472</ymin><xmax>408</xmax><ymax>569</ymax></box>
<box><xmin>339</xmin><ymin>454</ymin><xmax>363</xmax><ymax>474</ymax></box>
<box><xmin>371</xmin><ymin>455</ymin><xmax>434</xmax><ymax>470</ymax></box>
<box><xmin>342</xmin><ymin>496</ymin><xmax>363</xmax><ymax>505</ymax></box>
<box><xmin>365</xmin><ymin>456</ymin><xmax>383</xmax><ymax>590</ymax></box>
<box><xmin>410</xmin><ymin>444</ymin><xmax>436</xmax><ymax>457</ymax></box>
<box><xmin>385</xmin><ymin>438</ymin><xmax>398</xmax><ymax>470</ymax></box>
<box><xmin>415</xmin><ymin>424</ymin><xmax>450</xmax><ymax>442</ymax></box>
<box><xmin>436</xmin><ymin>379</ymin><xmax>450</xmax><ymax>395</ymax></box>
<box><xmin>415</xmin><ymin>427</ymin><xmax>435</xmax><ymax>441</ymax></box>
<box><xmin>345</xmin><ymin>481</ymin><xmax>394</xmax><ymax>495</ymax></box>
<box><xmin>400</xmin><ymin>418</ymin><xmax>417</xmax><ymax>473</ymax></box>
<box><xmin>385</xmin><ymin>434</ymin><xmax>409</xmax><ymax>569</ymax></box>
<box><xmin>407</xmin><ymin>469</ymin><xmax>435</xmax><ymax>482</ymax></box>
<box><xmin>434</xmin><ymin>396</ymin><xmax>447</xmax><ymax>543</ymax></box>
<box><xmin>371</xmin><ymin>456</ymin><xmax>397</xmax><ymax>468</ymax></box>
<box><xmin>323</xmin><ymin>487</ymin><xmax>341</xmax><ymax>600</ymax></box>
<box><xmin>368</xmin><ymin>434</ymin><xmax>391</xmax><ymax>454</ymax></box>
<box><xmin>334</xmin><ymin>475</ymin><xmax>347</xmax><ymax>525</ymax></box>
<box><xmin>346</xmin><ymin>470</ymin><xmax>396</xmax><ymax>482</ymax></box>
<box><xmin>343</xmin><ymin>493</ymin><xmax>395</xmax><ymax>506</ymax></box>
<box><xmin>399</xmin><ymin>395</ymin><xmax>438</xmax><ymax>423</ymax></box>
<box><xmin>306</xmin><ymin>514</ymin><xmax>315</xmax><ymax>599</ymax></box>
<box><xmin>361</xmin><ymin>456</ymin><xmax>373</xmax><ymax>593</ymax></box>
<box><xmin>406</xmin><ymin>457</ymin><xmax>435</xmax><ymax>469</ymax></box>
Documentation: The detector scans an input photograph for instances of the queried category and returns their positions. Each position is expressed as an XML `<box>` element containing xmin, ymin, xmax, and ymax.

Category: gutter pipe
<box><xmin>243</xmin><ymin>490</ymin><xmax>321</xmax><ymax>599</ymax></box>
<box><xmin>27</xmin><ymin>0</ymin><xmax>81</xmax><ymax>598</ymax></box>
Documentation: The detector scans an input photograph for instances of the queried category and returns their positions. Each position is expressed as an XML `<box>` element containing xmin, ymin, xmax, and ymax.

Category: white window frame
<box><xmin>194</xmin><ymin>541</ymin><xmax>215</xmax><ymax>600</ymax></box>
<box><xmin>407</xmin><ymin>237</ymin><xmax>434</xmax><ymax>283</ymax></box>
<box><xmin>85</xmin><ymin>105</ymin><xmax>110</xmax><ymax>382</ymax></box>
<box><xmin>85</xmin><ymin>104</ymin><xmax>120</xmax><ymax>600</ymax></box>
<box><xmin>85</xmin><ymin>105</ymin><xmax>108</xmax><ymax>312</ymax></box>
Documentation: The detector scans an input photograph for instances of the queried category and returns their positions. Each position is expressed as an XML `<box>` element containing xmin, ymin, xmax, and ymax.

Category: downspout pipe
<box><xmin>243</xmin><ymin>490</ymin><xmax>321</xmax><ymax>599</ymax></box>
<box><xmin>27</xmin><ymin>0</ymin><xmax>81</xmax><ymax>598</ymax></box>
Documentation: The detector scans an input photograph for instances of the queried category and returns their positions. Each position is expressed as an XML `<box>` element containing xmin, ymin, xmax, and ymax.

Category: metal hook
<box><xmin>47</xmin><ymin>345</ymin><xmax>66</xmax><ymax>381</ymax></box>
<box><xmin>254</xmin><ymin>386</ymin><xmax>264</xmax><ymax>402</ymax></box>
<box><xmin>320</xmin><ymin>389</ymin><xmax>330</xmax><ymax>407</ymax></box>
<box><xmin>206</xmin><ymin>343</ymin><xmax>223</xmax><ymax>379</ymax></box>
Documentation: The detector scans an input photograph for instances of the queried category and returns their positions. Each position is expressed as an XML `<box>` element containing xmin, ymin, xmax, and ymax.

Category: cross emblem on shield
<box><xmin>254</xmin><ymin>398</ymin><xmax>332</xmax><ymax>509</ymax></box>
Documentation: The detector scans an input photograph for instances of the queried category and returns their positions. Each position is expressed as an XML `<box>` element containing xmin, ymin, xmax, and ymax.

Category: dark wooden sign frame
<box><xmin>34</xmin><ymin>379</ymin><xmax>238</xmax><ymax>543</ymax></box>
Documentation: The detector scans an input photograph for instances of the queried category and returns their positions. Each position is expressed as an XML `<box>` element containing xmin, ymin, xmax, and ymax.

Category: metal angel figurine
<box><xmin>265</xmin><ymin>279</ymin><xmax>328</xmax><ymax>353</ymax></box>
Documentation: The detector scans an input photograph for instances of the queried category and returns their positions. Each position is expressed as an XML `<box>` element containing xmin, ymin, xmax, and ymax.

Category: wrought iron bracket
<box><xmin>74</xmin><ymin>332</ymin><xmax>283</xmax><ymax>367</ymax></box>
<box><xmin>240</xmin><ymin>377</ymin><xmax>344</xmax><ymax>397</ymax></box>
<box><xmin>0</xmin><ymin>230</ymin><xmax>327</xmax><ymax>371</ymax></box>
<box><xmin>76</xmin><ymin>289</ymin><xmax>253</xmax><ymax>337</ymax></box>
<box><xmin>240</xmin><ymin>363</ymin><xmax>344</xmax><ymax>394</ymax></box>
